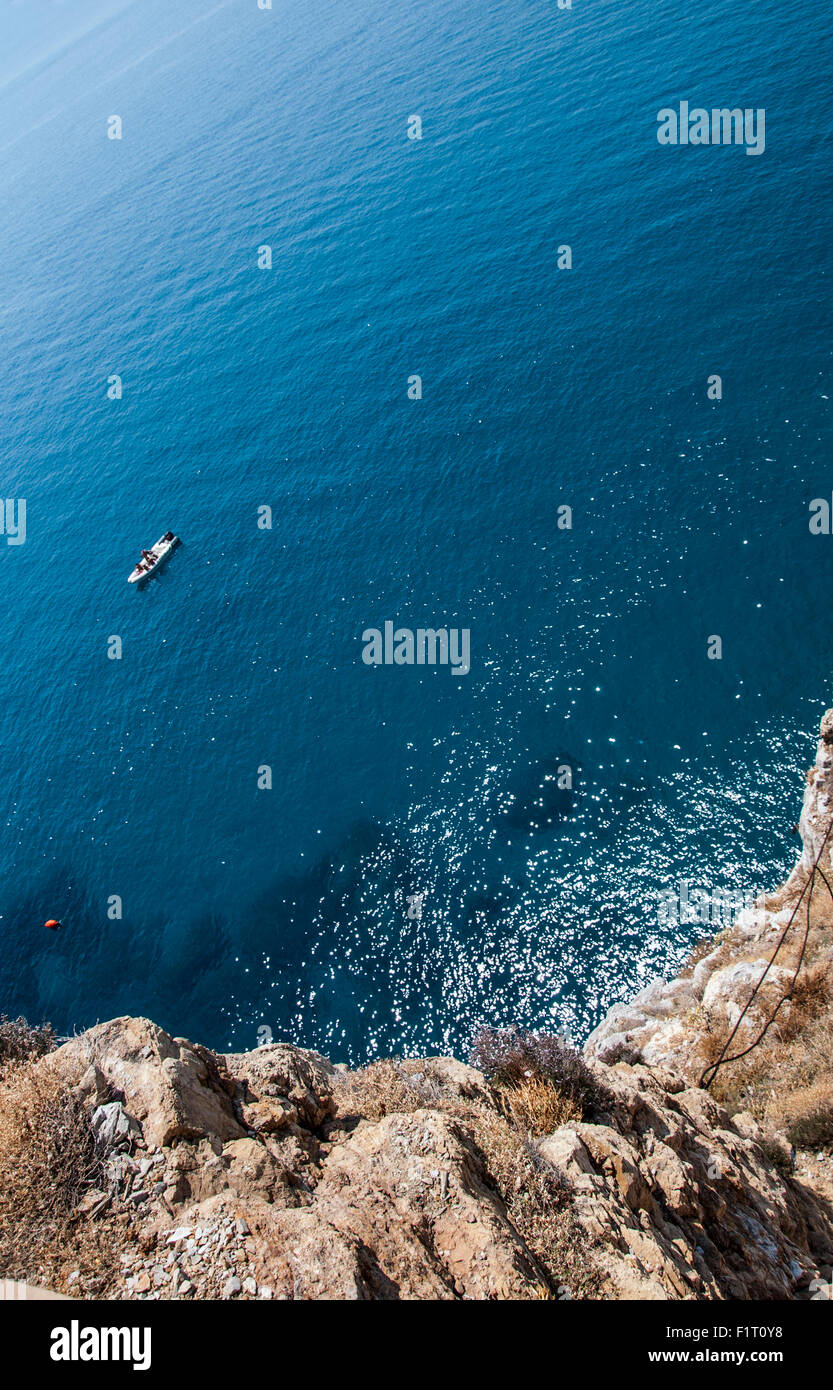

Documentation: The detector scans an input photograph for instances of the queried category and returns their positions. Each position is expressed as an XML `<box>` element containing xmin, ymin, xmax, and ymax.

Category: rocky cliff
<box><xmin>2</xmin><ymin>717</ymin><xmax>833</xmax><ymax>1301</ymax></box>
<box><xmin>586</xmin><ymin>710</ymin><xmax>833</xmax><ymax>1089</ymax></box>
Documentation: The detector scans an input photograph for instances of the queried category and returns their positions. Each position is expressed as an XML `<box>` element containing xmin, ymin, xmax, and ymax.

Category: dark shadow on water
<box><xmin>501</xmin><ymin>753</ymin><xmax>581</xmax><ymax>831</ymax></box>
<box><xmin>229</xmin><ymin>818</ymin><xmax>440</xmax><ymax>1057</ymax></box>
<box><xmin>2</xmin><ymin>757</ymin><xmax>654</xmax><ymax>1062</ymax></box>
<box><xmin>0</xmin><ymin>868</ymin><xmax>232</xmax><ymax>1045</ymax></box>
<box><xmin>499</xmin><ymin>753</ymin><xmax>652</xmax><ymax>840</ymax></box>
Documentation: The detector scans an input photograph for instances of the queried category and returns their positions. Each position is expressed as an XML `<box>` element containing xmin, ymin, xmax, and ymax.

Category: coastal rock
<box><xmin>4</xmin><ymin>1011</ymin><xmax>832</xmax><ymax>1300</ymax></box>
<box><xmin>307</xmin><ymin>1109</ymin><xmax>548</xmax><ymax>1300</ymax></box>
<box><xmin>225</xmin><ymin>1043</ymin><xmax>337</xmax><ymax>1132</ymax></box>
<box><xmin>701</xmin><ymin>959</ymin><xmax>793</xmax><ymax>1029</ymax></box>
<box><xmin>47</xmin><ymin>1016</ymin><xmax>245</xmax><ymax>1148</ymax></box>
<box><xmin>793</xmin><ymin>711</ymin><xmax>833</xmax><ymax>879</ymax></box>
<box><xmin>91</xmin><ymin>1100</ymin><xmax>141</xmax><ymax>1150</ymax></box>
<box><xmin>533</xmin><ymin>1064</ymin><xmax>825</xmax><ymax>1300</ymax></box>
<box><xmin>585</xmin><ymin>712</ymin><xmax>833</xmax><ymax>1081</ymax></box>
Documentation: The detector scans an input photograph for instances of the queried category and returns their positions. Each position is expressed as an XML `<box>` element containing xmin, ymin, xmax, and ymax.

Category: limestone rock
<box><xmin>225</xmin><ymin>1043</ymin><xmax>337</xmax><ymax>1132</ymax></box>
<box><xmin>91</xmin><ymin>1100</ymin><xmax>141</xmax><ymax>1150</ymax></box>
<box><xmin>48</xmin><ymin>1017</ymin><xmax>245</xmax><ymax>1149</ymax></box>
<box><xmin>585</xmin><ymin>713</ymin><xmax>833</xmax><ymax>1081</ymax></box>
<box><xmin>8</xmin><ymin>1008</ymin><xmax>833</xmax><ymax>1301</ymax></box>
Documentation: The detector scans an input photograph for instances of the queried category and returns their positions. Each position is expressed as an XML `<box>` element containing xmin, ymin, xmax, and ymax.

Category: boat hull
<box><xmin>128</xmin><ymin>534</ymin><xmax>179</xmax><ymax>584</ymax></box>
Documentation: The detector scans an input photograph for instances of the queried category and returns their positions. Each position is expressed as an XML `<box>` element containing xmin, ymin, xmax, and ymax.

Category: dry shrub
<box><xmin>699</xmin><ymin>955</ymin><xmax>833</xmax><ymax>1160</ymax></box>
<box><xmin>0</xmin><ymin>1015</ymin><xmax>55</xmax><ymax>1074</ymax></box>
<box><xmin>470</xmin><ymin>1027</ymin><xmax>608</xmax><ymax>1119</ymax></box>
<box><xmin>782</xmin><ymin>962</ymin><xmax>830</xmax><ymax>1039</ymax></box>
<box><xmin>698</xmin><ymin>1014</ymin><xmax>734</xmax><ymax>1073</ymax></box>
<box><xmin>332</xmin><ymin>1059</ymin><xmax>441</xmax><ymax>1122</ymax></box>
<box><xmin>756</xmin><ymin>1134</ymin><xmax>795</xmax><ymax>1176</ymax></box>
<box><xmin>0</xmin><ymin>1061</ymin><xmax>120</xmax><ymax>1292</ymax></box>
<box><xmin>505</xmin><ymin>1076</ymin><xmax>581</xmax><ymax>1137</ymax></box>
<box><xmin>802</xmin><ymin>1005</ymin><xmax>833</xmax><ymax>1076</ymax></box>
<box><xmin>467</xmin><ymin>1107</ymin><xmax>600</xmax><ymax>1299</ymax></box>
<box><xmin>779</xmin><ymin>1081</ymin><xmax>833</xmax><ymax>1150</ymax></box>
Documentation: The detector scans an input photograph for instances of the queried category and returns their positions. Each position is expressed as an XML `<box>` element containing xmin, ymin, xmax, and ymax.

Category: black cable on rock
<box><xmin>699</xmin><ymin>810</ymin><xmax>833</xmax><ymax>1090</ymax></box>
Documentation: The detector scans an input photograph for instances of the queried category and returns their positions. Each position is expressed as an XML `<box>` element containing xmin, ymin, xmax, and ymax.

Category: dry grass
<box><xmin>781</xmin><ymin>962</ymin><xmax>830</xmax><ymax>1040</ymax></box>
<box><xmin>0</xmin><ymin>1014</ymin><xmax>55</xmax><ymax>1076</ymax></box>
<box><xmin>503</xmin><ymin>1076</ymin><xmax>581</xmax><ymax>1137</ymax></box>
<box><xmin>756</xmin><ymin>1133</ymin><xmax>795</xmax><ymax>1175</ymax></box>
<box><xmin>0</xmin><ymin>1060</ymin><xmax>124</xmax><ymax>1295</ymax></box>
<box><xmin>697</xmin><ymin>1012</ymin><xmax>734</xmax><ymax>1073</ymax></box>
<box><xmin>468</xmin><ymin>1104</ymin><xmax>600</xmax><ymax>1299</ymax></box>
<box><xmin>330</xmin><ymin>1054</ymin><xmax>601</xmax><ymax>1298</ymax></box>
<box><xmin>701</xmin><ymin>947</ymin><xmax>833</xmax><ymax>1160</ymax></box>
<box><xmin>678</xmin><ymin>863</ymin><xmax>833</xmax><ymax>1152</ymax></box>
<box><xmin>778</xmin><ymin>1080</ymin><xmax>833</xmax><ymax>1149</ymax></box>
<box><xmin>470</xmin><ymin>1027</ymin><xmax>609</xmax><ymax>1118</ymax></box>
<box><xmin>331</xmin><ymin>1059</ymin><xmax>441</xmax><ymax>1123</ymax></box>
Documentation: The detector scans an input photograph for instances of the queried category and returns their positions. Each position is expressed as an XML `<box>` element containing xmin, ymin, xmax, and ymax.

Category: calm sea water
<box><xmin>1</xmin><ymin>0</ymin><xmax>831</xmax><ymax>1060</ymax></box>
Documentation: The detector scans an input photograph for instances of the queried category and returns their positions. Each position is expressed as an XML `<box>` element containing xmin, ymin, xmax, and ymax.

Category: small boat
<box><xmin>128</xmin><ymin>531</ymin><xmax>180</xmax><ymax>584</ymax></box>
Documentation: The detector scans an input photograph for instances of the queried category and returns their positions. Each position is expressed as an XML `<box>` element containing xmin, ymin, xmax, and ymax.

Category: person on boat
<box><xmin>141</xmin><ymin>550</ymin><xmax>155</xmax><ymax>564</ymax></box>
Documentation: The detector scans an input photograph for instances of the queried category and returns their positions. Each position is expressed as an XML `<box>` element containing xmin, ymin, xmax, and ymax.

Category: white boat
<box><xmin>128</xmin><ymin>531</ymin><xmax>180</xmax><ymax>584</ymax></box>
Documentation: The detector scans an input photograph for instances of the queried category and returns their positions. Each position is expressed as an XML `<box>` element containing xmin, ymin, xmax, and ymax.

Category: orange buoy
<box><xmin>44</xmin><ymin>919</ymin><xmax>61</xmax><ymax>930</ymax></box>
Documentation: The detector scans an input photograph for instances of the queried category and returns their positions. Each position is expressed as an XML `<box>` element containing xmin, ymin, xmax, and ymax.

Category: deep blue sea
<box><xmin>1</xmin><ymin>0</ymin><xmax>831</xmax><ymax>1061</ymax></box>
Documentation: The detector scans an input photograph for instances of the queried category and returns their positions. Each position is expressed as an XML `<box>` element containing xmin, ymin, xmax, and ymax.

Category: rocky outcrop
<box><xmin>62</xmin><ymin>1017</ymin><xmax>245</xmax><ymax>1149</ymax></box>
<box><xmin>793</xmin><ymin>708</ymin><xmax>833</xmax><ymax>877</ymax></box>
<box><xmin>13</xmin><ymin>1003</ymin><xmax>829</xmax><ymax>1300</ymax></box>
<box><xmin>541</xmin><ymin>1063</ymin><xmax>828</xmax><ymax>1300</ymax></box>
<box><xmin>585</xmin><ymin>711</ymin><xmax>833</xmax><ymax>1082</ymax></box>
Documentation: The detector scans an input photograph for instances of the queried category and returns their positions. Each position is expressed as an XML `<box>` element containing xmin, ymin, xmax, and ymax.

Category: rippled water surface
<box><xmin>1</xmin><ymin>0</ymin><xmax>831</xmax><ymax>1060</ymax></box>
